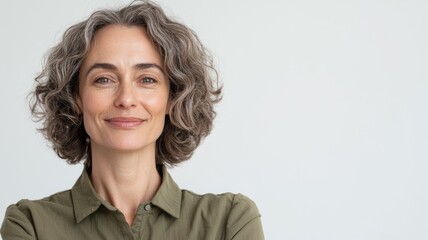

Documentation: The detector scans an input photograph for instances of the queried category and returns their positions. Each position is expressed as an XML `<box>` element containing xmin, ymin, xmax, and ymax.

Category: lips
<box><xmin>105</xmin><ymin>117</ymin><xmax>145</xmax><ymax>128</ymax></box>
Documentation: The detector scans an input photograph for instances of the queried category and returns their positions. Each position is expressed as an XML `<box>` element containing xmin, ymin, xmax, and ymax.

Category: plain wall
<box><xmin>1</xmin><ymin>0</ymin><xmax>428</xmax><ymax>239</ymax></box>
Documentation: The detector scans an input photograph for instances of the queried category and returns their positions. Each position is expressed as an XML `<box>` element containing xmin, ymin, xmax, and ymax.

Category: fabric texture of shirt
<box><xmin>1</xmin><ymin>166</ymin><xmax>264</xmax><ymax>239</ymax></box>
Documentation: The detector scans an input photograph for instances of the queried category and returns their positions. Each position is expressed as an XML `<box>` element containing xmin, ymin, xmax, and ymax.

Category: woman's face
<box><xmin>77</xmin><ymin>24</ymin><xmax>169</xmax><ymax>155</ymax></box>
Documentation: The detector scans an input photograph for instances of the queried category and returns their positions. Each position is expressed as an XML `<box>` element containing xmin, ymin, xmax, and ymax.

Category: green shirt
<box><xmin>1</xmin><ymin>166</ymin><xmax>264</xmax><ymax>239</ymax></box>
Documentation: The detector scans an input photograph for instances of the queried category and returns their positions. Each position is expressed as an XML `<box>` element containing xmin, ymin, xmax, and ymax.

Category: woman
<box><xmin>1</xmin><ymin>1</ymin><xmax>264</xmax><ymax>239</ymax></box>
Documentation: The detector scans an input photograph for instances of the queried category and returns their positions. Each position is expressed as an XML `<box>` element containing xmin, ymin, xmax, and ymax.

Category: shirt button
<box><xmin>144</xmin><ymin>204</ymin><xmax>152</xmax><ymax>211</ymax></box>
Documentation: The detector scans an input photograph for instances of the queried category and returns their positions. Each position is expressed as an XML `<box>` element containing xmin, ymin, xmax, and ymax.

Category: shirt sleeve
<box><xmin>225</xmin><ymin>193</ymin><xmax>265</xmax><ymax>240</ymax></box>
<box><xmin>1</xmin><ymin>203</ymin><xmax>37</xmax><ymax>240</ymax></box>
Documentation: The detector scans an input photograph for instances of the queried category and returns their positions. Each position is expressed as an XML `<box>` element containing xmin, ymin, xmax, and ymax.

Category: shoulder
<box><xmin>183</xmin><ymin>191</ymin><xmax>258</xmax><ymax>212</ymax></box>
<box><xmin>182</xmin><ymin>190</ymin><xmax>259</xmax><ymax>215</ymax></box>
<box><xmin>1</xmin><ymin>190</ymin><xmax>73</xmax><ymax>239</ymax></box>
<box><xmin>6</xmin><ymin>189</ymin><xmax>73</xmax><ymax>216</ymax></box>
<box><xmin>180</xmin><ymin>191</ymin><xmax>264</xmax><ymax>239</ymax></box>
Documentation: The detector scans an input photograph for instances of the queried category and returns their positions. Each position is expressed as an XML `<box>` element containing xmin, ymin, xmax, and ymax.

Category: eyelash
<box><xmin>92</xmin><ymin>76</ymin><xmax>158</xmax><ymax>85</ymax></box>
<box><xmin>140</xmin><ymin>77</ymin><xmax>157</xmax><ymax>84</ymax></box>
<box><xmin>94</xmin><ymin>77</ymin><xmax>112</xmax><ymax>84</ymax></box>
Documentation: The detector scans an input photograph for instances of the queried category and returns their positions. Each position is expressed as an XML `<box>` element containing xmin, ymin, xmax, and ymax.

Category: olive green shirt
<box><xmin>1</xmin><ymin>166</ymin><xmax>264</xmax><ymax>239</ymax></box>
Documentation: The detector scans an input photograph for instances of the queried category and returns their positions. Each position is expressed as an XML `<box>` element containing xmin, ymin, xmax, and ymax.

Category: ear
<box><xmin>165</xmin><ymin>94</ymin><xmax>172</xmax><ymax>116</ymax></box>
<box><xmin>73</xmin><ymin>74</ymin><xmax>83</xmax><ymax>114</ymax></box>
<box><xmin>75</xmin><ymin>94</ymin><xmax>83</xmax><ymax>114</ymax></box>
<box><xmin>166</xmin><ymin>101</ymin><xmax>170</xmax><ymax>116</ymax></box>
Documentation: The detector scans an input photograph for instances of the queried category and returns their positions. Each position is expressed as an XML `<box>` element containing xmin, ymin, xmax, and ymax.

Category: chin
<box><xmin>107</xmin><ymin>140</ymin><xmax>156</xmax><ymax>153</ymax></box>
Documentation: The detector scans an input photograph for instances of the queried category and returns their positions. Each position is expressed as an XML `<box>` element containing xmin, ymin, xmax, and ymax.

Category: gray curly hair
<box><xmin>30</xmin><ymin>0</ymin><xmax>222</xmax><ymax>166</ymax></box>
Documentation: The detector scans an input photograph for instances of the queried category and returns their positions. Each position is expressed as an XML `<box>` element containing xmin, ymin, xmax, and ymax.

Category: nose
<box><xmin>113</xmin><ymin>81</ymin><xmax>137</xmax><ymax>109</ymax></box>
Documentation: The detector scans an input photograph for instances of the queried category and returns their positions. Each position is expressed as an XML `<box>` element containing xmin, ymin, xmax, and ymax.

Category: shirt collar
<box><xmin>151</xmin><ymin>165</ymin><xmax>182</xmax><ymax>218</ymax></box>
<box><xmin>70</xmin><ymin>165</ymin><xmax>182</xmax><ymax>223</ymax></box>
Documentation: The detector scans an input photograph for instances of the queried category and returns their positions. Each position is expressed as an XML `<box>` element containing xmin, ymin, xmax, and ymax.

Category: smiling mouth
<box><xmin>105</xmin><ymin>117</ymin><xmax>145</xmax><ymax>128</ymax></box>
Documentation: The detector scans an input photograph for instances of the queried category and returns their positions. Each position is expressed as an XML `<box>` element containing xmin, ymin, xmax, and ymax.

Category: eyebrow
<box><xmin>85</xmin><ymin>63</ymin><xmax>164</xmax><ymax>76</ymax></box>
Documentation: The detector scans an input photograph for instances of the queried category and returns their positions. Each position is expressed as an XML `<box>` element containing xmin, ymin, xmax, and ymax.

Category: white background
<box><xmin>1</xmin><ymin>0</ymin><xmax>428</xmax><ymax>239</ymax></box>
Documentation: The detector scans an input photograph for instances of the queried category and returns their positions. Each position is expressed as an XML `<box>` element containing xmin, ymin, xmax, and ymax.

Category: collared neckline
<box><xmin>70</xmin><ymin>165</ymin><xmax>182</xmax><ymax>223</ymax></box>
<box><xmin>151</xmin><ymin>165</ymin><xmax>182</xmax><ymax>218</ymax></box>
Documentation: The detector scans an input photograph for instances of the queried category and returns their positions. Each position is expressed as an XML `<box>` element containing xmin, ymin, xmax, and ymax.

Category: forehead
<box><xmin>82</xmin><ymin>24</ymin><xmax>163</xmax><ymax>68</ymax></box>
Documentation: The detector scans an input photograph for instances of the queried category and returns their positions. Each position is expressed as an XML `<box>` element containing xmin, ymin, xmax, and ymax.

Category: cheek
<box><xmin>144</xmin><ymin>93</ymin><xmax>169</xmax><ymax>115</ymax></box>
<box><xmin>144</xmin><ymin>94</ymin><xmax>169</xmax><ymax>136</ymax></box>
<box><xmin>80</xmin><ymin>94</ymin><xmax>107</xmax><ymax>130</ymax></box>
<box><xmin>80</xmin><ymin>93</ymin><xmax>105</xmax><ymax>115</ymax></box>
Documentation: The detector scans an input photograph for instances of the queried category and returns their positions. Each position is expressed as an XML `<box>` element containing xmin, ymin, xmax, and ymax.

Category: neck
<box><xmin>90</xmin><ymin>143</ymin><xmax>161</xmax><ymax>226</ymax></box>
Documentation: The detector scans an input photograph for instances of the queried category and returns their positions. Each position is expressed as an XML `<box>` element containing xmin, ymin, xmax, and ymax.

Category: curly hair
<box><xmin>30</xmin><ymin>0</ymin><xmax>222</xmax><ymax>166</ymax></box>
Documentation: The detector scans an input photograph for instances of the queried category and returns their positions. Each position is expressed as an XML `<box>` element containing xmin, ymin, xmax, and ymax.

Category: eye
<box><xmin>94</xmin><ymin>77</ymin><xmax>112</xmax><ymax>84</ymax></box>
<box><xmin>140</xmin><ymin>77</ymin><xmax>157</xmax><ymax>84</ymax></box>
